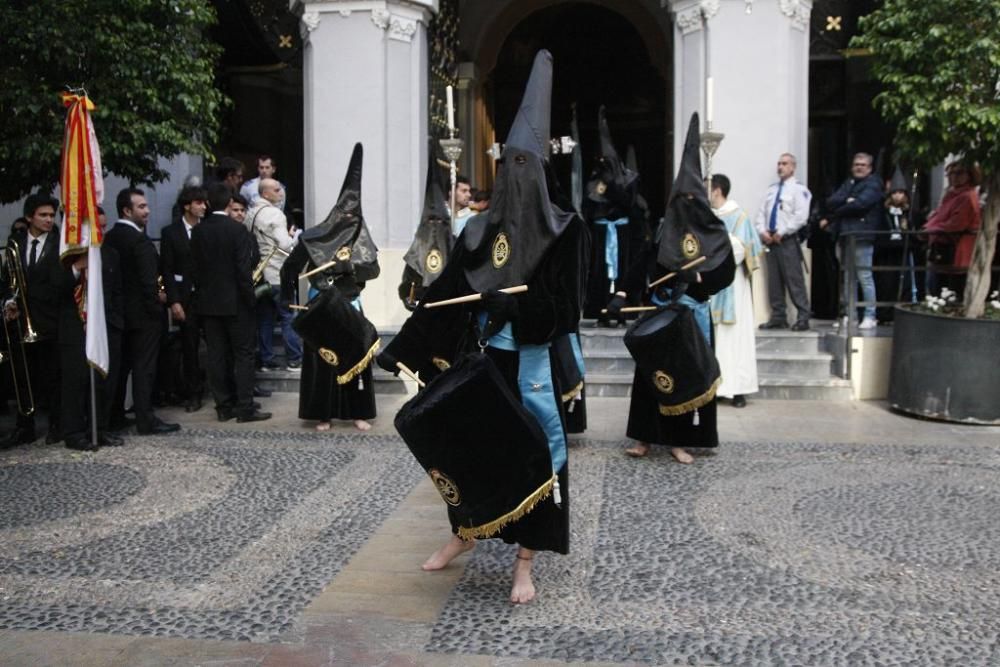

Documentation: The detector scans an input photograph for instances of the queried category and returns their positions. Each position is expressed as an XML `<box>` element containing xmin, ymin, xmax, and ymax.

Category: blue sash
<box><xmin>594</xmin><ymin>217</ymin><xmax>629</xmax><ymax>281</ymax></box>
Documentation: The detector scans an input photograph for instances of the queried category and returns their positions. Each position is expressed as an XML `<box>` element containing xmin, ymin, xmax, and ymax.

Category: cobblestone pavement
<box><xmin>0</xmin><ymin>397</ymin><xmax>998</xmax><ymax>666</ymax></box>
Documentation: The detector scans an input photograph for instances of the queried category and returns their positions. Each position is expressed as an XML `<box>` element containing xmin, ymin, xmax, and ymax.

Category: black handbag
<box><xmin>927</xmin><ymin>242</ymin><xmax>955</xmax><ymax>266</ymax></box>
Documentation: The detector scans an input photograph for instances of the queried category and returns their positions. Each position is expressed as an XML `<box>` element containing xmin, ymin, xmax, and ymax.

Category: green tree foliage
<box><xmin>0</xmin><ymin>0</ymin><xmax>226</xmax><ymax>203</ymax></box>
<box><xmin>854</xmin><ymin>0</ymin><xmax>1000</xmax><ymax>317</ymax></box>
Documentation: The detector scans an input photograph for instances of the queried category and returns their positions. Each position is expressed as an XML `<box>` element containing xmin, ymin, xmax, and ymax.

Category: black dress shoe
<box><xmin>216</xmin><ymin>406</ymin><xmax>236</xmax><ymax>422</ymax></box>
<box><xmin>0</xmin><ymin>427</ymin><xmax>35</xmax><ymax>450</ymax></box>
<box><xmin>98</xmin><ymin>431</ymin><xmax>124</xmax><ymax>447</ymax></box>
<box><xmin>65</xmin><ymin>437</ymin><xmax>100</xmax><ymax>452</ymax></box>
<box><xmin>236</xmin><ymin>410</ymin><xmax>272</xmax><ymax>423</ymax></box>
<box><xmin>732</xmin><ymin>395</ymin><xmax>747</xmax><ymax>408</ymax></box>
<box><xmin>790</xmin><ymin>321</ymin><xmax>810</xmax><ymax>331</ymax></box>
<box><xmin>759</xmin><ymin>320</ymin><xmax>788</xmax><ymax>330</ymax></box>
<box><xmin>184</xmin><ymin>397</ymin><xmax>203</xmax><ymax>413</ymax></box>
<box><xmin>253</xmin><ymin>385</ymin><xmax>272</xmax><ymax>398</ymax></box>
<box><xmin>136</xmin><ymin>419</ymin><xmax>181</xmax><ymax>435</ymax></box>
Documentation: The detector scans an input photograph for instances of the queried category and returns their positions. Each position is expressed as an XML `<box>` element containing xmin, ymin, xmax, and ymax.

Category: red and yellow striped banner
<box><xmin>60</xmin><ymin>92</ymin><xmax>102</xmax><ymax>249</ymax></box>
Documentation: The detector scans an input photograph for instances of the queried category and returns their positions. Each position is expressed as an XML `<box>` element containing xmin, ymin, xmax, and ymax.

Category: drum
<box><xmin>394</xmin><ymin>352</ymin><xmax>556</xmax><ymax>540</ymax></box>
<box><xmin>292</xmin><ymin>287</ymin><xmax>380</xmax><ymax>385</ymax></box>
<box><xmin>623</xmin><ymin>304</ymin><xmax>720</xmax><ymax>416</ymax></box>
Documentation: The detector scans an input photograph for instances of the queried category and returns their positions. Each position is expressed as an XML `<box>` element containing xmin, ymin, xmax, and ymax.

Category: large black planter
<box><xmin>889</xmin><ymin>305</ymin><xmax>1000</xmax><ymax>424</ymax></box>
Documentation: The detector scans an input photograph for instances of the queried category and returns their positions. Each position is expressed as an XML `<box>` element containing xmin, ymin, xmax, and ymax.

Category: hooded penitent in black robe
<box><xmin>582</xmin><ymin>106</ymin><xmax>645</xmax><ymax>322</ymax></box>
<box><xmin>616</xmin><ymin>113</ymin><xmax>734</xmax><ymax>448</ymax></box>
<box><xmin>380</xmin><ymin>50</ymin><xmax>584</xmax><ymax>553</ymax></box>
<box><xmin>399</xmin><ymin>146</ymin><xmax>453</xmax><ymax>310</ymax></box>
<box><xmin>281</xmin><ymin>143</ymin><xmax>380</xmax><ymax>422</ymax></box>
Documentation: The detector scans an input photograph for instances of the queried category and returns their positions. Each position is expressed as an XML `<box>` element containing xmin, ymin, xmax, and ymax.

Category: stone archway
<box><xmin>460</xmin><ymin>0</ymin><xmax>673</xmax><ymax>213</ymax></box>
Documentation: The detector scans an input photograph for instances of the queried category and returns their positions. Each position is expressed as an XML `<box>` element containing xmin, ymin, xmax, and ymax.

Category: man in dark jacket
<box><xmin>820</xmin><ymin>153</ymin><xmax>884</xmax><ymax>329</ymax></box>
<box><xmin>1</xmin><ymin>194</ymin><xmax>64</xmax><ymax>448</ymax></box>
<box><xmin>160</xmin><ymin>185</ymin><xmax>206</xmax><ymax>412</ymax></box>
<box><xmin>104</xmin><ymin>188</ymin><xmax>180</xmax><ymax>434</ymax></box>
<box><xmin>191</xmin><ymin>183</ymin><xmax>270</xmax><ymax>423</ymax></box>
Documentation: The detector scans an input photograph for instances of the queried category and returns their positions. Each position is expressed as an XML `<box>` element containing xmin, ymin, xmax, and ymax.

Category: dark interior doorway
<box><xmin>488</xmin><ymin>3</ymin><xmax>669</xmax><ymax>216</ymax></box>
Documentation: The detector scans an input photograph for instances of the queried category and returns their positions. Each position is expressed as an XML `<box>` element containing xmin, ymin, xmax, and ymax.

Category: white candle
<box><xmin>446</xmin><ymin>85</ymin><xmax>455</xmax><ymax>131</ymax></box>
<box><xmin>706</xmin><ymin>76</ymin><xmax>714</xmax><ymax>124</ymax></box>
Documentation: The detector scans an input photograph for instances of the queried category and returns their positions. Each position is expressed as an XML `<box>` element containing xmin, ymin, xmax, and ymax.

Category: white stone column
<box><xmin>297</xmin><ymin>0</ymin><xmax>437</xmax><ymax>327</ymax></box>
<box><xmin>669</xmin><ymin>0</ymin><xmax>812</xmax><ymax>324</ymax></box>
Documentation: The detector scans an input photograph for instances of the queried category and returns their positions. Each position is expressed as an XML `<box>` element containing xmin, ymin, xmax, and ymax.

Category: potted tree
<box><xmin>855</xmin><ymin>0</ymin><xmax>1000</xmax><ymax>423</ymax></box>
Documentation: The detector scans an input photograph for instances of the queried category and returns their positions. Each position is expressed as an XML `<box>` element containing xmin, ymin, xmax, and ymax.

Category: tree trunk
<box><xmin>963</xmin><ymin>171</ymin><xmax>1000</xmax><ymax>318</ymax></box>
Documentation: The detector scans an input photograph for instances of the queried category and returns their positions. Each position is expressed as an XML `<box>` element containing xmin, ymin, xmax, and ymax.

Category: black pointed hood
<box><xmin>462</xmin><ymin>49</ymin><xmax>575</xmax><ymax>293</ymax></box>
<box><xmin>655</xmin><ymin>113</ymin><xmax>733</xmax><ymax>294</ymax></box>
<box><xmin>584</xmin><ymin>105</ymin><xmax>638</xmax><ymax>219</ymax></box>
<box><xmin>403</xmin><ymin>146</ymin><xmax>453</xmax><ymax>287</ymax></box>
<box><xmin>301</xmin><ymin>143</ymin><xmax>378</xmax><ymax>289</ymax></box>
<box><xmin>889</xmin><ymin>165</ymin><xmax>908</xmax><ymax>193</ymax></box>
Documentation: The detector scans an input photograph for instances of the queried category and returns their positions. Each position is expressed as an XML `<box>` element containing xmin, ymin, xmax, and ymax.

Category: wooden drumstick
<box><xmin>422</xmin><ymin>284</ymin><xmax>528</xmax><ymax>309</ymax></box>
<box><xmin>396</xmin><ymin>362</ymin><xmax>425</xmax><ymax>388</ymax></box>
<box><xmin>600</xmin><ymin>256</ymin><xmax>709</xmax><ymax>314</ymax></box>
<box><xmin>289</xmin><ymin>304</ymin><xmax>308</xmax><ymax>311</ymax></box>
<box><xmin>647</xmin><ymin>255</ymin><xmax>707</xmax><ymax>288</ymax></box>
<box><xmin>300</xmin><ymin>257</ymin><xmax>341</xmax><ymax>280</ymax></box>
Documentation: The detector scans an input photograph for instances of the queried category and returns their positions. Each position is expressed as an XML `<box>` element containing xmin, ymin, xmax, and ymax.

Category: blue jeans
<box><xmin>853</xmin><ymin>241</ymin><xmax>877</xmax><ymax>321</ymax></box>
<box><xmin>257</xmin><ymin>285</ymin><xmax>302</xmax><ymax>365</ymax></box>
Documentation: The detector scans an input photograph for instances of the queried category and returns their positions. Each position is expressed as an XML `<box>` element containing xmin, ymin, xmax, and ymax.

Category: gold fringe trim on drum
<box><xmin>657</xmin><ymin>377</ymin><xmax>721</xmax><ymax>416</ymax></box>
<box><xmin>456</xmin><ymin>474</ymin><xmax>556</xmax><ymax>541</ymax></box>
<box><xmin>561</xmin><ymin>380</ymin><xmax>584</xmax><ymax>403</ymax></box>
<box><xmin>336</xmin><ymin>339</ymin><xmax>381</xmax><ymax>385</ymax></box>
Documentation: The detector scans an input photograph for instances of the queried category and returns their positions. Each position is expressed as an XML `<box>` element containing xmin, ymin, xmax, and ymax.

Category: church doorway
<box><xmin>482</xmin><ymin>2</ymin><xmax>670</xmax><ymax>216</ymax></box>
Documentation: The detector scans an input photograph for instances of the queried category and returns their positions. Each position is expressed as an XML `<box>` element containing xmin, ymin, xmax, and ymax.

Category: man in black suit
<box><xmin>58</xmin><ymin>207</ymin><xmax>126</xmax><ymax>450</ymax></box>
<box><xmin>161</xmin><ymin>185</ymin><xmax>206</xmax><ymax>412</ymax></box>
<box><xmin>1</xmin><ymin>194</ymin><xmax>64</xmax><ymax>448</ymax></box>
<box><xmin>191</xmin><ymin>184</ymin><xmax>270</xmax><ymax>422</ymax></box>
<box><xmin>104</xmin><ymin>188</ymin><xmax>179</xmax><ymax>435</ymax></box>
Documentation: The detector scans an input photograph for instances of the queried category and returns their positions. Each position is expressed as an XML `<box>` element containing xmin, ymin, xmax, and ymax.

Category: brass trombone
<box><xmin>1</xmin><ymin>240</ymin><xmax>38</xmax><ymax>415</ymax></box>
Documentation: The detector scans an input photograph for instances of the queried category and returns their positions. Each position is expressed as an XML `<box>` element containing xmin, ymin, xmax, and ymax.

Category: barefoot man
<box><xmin>379</xmin><ymin>50</ymin><xmax>584</xmax><ymax>603</ymax></box>
<box><xmin>606</xmin><ymin>113</ymin><xmax>735</xmax><ymax>464</ymax></box>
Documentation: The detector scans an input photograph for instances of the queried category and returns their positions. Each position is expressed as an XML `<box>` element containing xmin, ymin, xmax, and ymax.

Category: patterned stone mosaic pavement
<box><xmin>0</xmin><ymin>430</ymin><xmax>422</xmax><ymax>643</ymax></box>
<box><xmin>1</xmin><ymin>405</ymin><xmax>999</xmax><ymax>665</ymax></box>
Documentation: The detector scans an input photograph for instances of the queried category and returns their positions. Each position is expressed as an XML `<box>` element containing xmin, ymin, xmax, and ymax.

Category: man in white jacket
<box><xmin>246</xmin><ymin>179</ymin><xmax>302</xmax><ymax>370</ymax></box>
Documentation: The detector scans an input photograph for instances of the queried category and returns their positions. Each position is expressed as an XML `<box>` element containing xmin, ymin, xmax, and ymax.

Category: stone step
<box><xmin>576</xmin><ymin>372</ymin><xmax>853</xmax><ymax>401</ymax></box>
<box><xmin>580</xmin><ymin>349</ymin><xmax>834</xmax><ymax>379</ymax></box>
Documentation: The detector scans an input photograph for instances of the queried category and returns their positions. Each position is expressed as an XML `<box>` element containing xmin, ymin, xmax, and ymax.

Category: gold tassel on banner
<box><xmin>657</xmin><ymin>377</ymin><xmax>721</xmax><ymax>416</ymax></box>
<box><xmin>456</xmin><ymin>475</ymin><xmax>556</xmax><ymax>540</ymax></box>
<box><xmin>336</xmin><ymin>339</ymin><xmax>381</xmax><ymax>385</ymax></box>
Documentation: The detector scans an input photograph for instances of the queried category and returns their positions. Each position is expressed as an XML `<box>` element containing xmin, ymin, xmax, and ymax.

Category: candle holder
<box><xmin>439</xmin><ymin>136</ymin><xmax>465</xmax><ymax>229</ymax></box>
<box><xmin>700</xmin><ymin>128</ymin><xmax>725</xmax><ymax>189</ymax></box>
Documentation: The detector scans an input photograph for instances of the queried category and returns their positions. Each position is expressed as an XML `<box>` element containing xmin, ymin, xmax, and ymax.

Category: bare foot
<box><xmin>625</xmin><ymin>441</ymin><xmax>650</xmax><ymax>458</ymax></box>
<box><xmin>422</xmin><ymin>535</ymin><xmax>474</xmax><ymax>571</ymax></box>
<box><xmin>315</xmin><ymin>421</ymin><xmax>331</xmax><ymax>432</ymax></box>
<box><xmin>510</xmin><ymin>549</ymin><xmax>536</xmax><ymax>604</ymax></box>
<box><xmin>354</xmin><ymin>419</ymin><xmax>372</xmax><ymax>431</ymax></box>
<box><xmin>671</xmin><ymin>447</ymin><xmax>694</xmax><ymax>464</ymax></box>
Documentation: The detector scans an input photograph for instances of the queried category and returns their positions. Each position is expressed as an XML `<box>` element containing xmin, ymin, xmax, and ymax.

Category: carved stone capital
<box><xmin>672</xmin><ymin>0</ymin><xmax>719</xmax><ymax>35</ymax></box>
<box><xmin>779</xmin><ymin>0</ymin><xmax>811</xmax><ymax>31</ymax></box>
<box><xmin>301</xmin><ymin>11</ymin><xmax>321</xmax><ymax>33</ymax></box>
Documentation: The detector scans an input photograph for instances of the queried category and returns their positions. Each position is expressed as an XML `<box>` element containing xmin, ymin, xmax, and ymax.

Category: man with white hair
<box><xmin>754</xmin><ymin>152</ymin><xmax>812</xmax><ymax>331</ymax></box>
<box><xmin>245</xmin><ymin>178</ymin><xmax>302</xmax><ymax>370</ymax></box>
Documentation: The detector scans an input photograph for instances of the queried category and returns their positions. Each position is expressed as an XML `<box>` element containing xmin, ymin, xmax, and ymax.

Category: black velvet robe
<box><xmin>281</xmin><ymin>243</ymin><xmax>378</xmax><ymax>422</ymax></box>
<box><xmin>384</xmin><ymin>217</ymin><xmax>586</xmax><ymax>553</ymax></box>
<box><xmin>619</xmin><ymin>238</ymin><xmax>733</xmax><ymax>448</ymax></box>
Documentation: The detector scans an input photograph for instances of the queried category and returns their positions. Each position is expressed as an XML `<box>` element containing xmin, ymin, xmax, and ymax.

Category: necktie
<box><xmin>768</xmin><ymin>181</ymin><xmax>784</xmax><ymax>233</ymax></box>
<box><xmin>29</xmin><ymin>239</ymin><xmax>39</xmax><ymax>268</ymax></box>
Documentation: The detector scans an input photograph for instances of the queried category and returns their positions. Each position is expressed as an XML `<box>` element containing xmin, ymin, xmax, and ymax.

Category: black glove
<box><xmin>676</xmin><ymin>269</ymin><xmax>700</xmax><ymax>284</ymax></box>
<box><xmin>606</xmin><ymin>294</ymin><xmax>627</xmax><ymax>318</ymax></box>
<box><xmin>481</xmin><ymin>289</ymin><xmax>519</xmax><ymax>339</ymax></box>
<box><xmin>332</xmin><ymin>258</ymin><xmax>354</xmax><ymax>275</ymax></box>
<box><xmin>375</xmin><ymin>349</ymin><xmax>400</xmax><ymax>376</ymax></box>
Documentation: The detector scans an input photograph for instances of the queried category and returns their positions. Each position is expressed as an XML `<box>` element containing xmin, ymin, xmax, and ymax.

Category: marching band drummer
<box><xmin>280</xmin><ymin>143</ymin><xmax>380</xmax><ymax>433</ymax></box>
<box><xmin>378</xmin><ymin>51</ymin><xmax>586</xmax><ymax>604</ymax></box>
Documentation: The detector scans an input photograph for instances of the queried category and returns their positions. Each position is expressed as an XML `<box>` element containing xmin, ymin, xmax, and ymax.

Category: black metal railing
<box><xmin>836</xmin><ymin>228</ymin><xmax>997</xmax><ymax>378</ymax></box>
